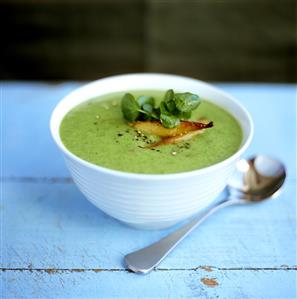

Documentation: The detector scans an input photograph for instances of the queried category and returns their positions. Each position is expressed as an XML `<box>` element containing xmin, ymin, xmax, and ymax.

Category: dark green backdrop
<box><xmin>1</xmin><ymin>0</ymin><xmax>296</xmax><ymax>82</ymax></box>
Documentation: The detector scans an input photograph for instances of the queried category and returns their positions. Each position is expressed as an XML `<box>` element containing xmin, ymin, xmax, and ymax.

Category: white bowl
<box><xmin>50</xmin><ymin>74</ymin><xmax>253</xmax><ymax>229</ymax></box>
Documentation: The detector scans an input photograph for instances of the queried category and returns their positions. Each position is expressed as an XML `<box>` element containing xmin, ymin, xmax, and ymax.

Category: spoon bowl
<box><xmin>229</xmin><ymin>155</ymin><xmax>286</xmax><ymax>201</ymax></box>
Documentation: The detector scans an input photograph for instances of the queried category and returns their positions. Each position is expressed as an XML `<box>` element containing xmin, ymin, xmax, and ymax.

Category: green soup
<box><xmin>60</xmin><ymin>90</ymin><xmax>243</xmax><ymax>174</ymax></box>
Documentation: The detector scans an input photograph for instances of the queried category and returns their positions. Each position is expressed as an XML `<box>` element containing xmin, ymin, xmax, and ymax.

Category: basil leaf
<box><xmin>121</xmin><ymin>93</ymin><xmax>140</xmax><ymax>121</ymax></box>
<box><xmin>174</xmin><ymin>92</ymin><xmax>200</xmax><ymax>113</ymax></box>
<box><xmin>160</xmin><ymin>114</ymin><xmax>180</xmax><ymax>128</ymax></box>
<box><xmin>137</xmin><ymin>96</ymin><xmax>155</xmax><ymax>108</ymax></box>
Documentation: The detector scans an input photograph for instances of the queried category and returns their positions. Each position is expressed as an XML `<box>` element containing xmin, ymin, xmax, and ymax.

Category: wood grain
<box><xmin>2</xmin><ymin>180</ymin><xmax>296</xmax><ymax>270</ymax></box>
<box><xmin>1</xmin><ymin>82</ymin><xmax>296</xmax><ymax>298</ymax></box>
<box><xmin>2</xmin><ymin>269</ymin><xmax>296</xmax><ymax>299</ymax></box>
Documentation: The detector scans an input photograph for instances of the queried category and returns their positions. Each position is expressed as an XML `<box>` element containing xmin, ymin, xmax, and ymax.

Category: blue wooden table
<box><xmin>1</xmin><ymin>82</ymin><xmax>296</xmax><ymax>299</ymax></box>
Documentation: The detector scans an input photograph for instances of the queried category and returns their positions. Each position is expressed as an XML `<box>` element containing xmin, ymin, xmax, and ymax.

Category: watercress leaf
<box><xmin>142</xmin><ymin>103</ymin><xmax>153</xmax><ymax>114</ymax></box>
<box><xmin>160</xmin><ymin>101</ymin><xmax>169</xmax><ymax>115</ymax></box>
<box><xmin>179</xmin><ymin>111</ymin><xmax>192</xmax><ymax>119</ymax></box>
<box><xmin>137</xmin><ymin>96</ymin><xmax>155</xmax><ymax>108</ymax></box>
<box><xmin>121</xmin><ymin>90</ymin><xmax>200</xmax><ymax>128</ymax></box>
<box><xmin>165</xmin><ymin>100</ymin><xmax>176</xmax><ymax>113</ymax></box>
<box><xmin>151</xmin><ymin>111</ymin><xmax>159</xmax><ymax>120</ymax></box>
<box><xmin>160</xmin><ymin>114</ymin><xmax>180</xmax><ymax>128</ymax></box>
<box><xmin>164</xmin><ymin>89</ymin><xmax>174</xmax><ymax>103</ymax></box>
<box><xmin>153</xmin><ymin>107</ymin><xmax>161</xmax><ymax>119</ymax></box>
<box><xmin>121</xmin><ymin>93</ymin><xmax>140</xmax><ymax>121</ymax></box>
<box><xmin>174</xmin><ymin>92</ymin><xmax>200</xmax><ymax>113</ymax></box>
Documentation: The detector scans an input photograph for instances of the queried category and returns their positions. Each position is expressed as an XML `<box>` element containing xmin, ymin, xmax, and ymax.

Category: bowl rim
<box><xmin>50</xmin><ymin>73</ymin><xmax>254</xmax><ymax>180</ymax></box>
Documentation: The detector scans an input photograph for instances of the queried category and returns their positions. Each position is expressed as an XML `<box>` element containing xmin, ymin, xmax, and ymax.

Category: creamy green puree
<box><xmin>60</xmin><ymin>90</ymin><xmax>242</xmax><ymax>174</ymax></box>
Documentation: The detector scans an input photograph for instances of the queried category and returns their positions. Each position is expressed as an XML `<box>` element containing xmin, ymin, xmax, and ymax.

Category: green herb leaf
<box><xmin>166</xmin><ymin>101</ymin><xmax>176</xmax><ymax>113</ymax></box>
<box><xmin>174</xmin><ymin>92</ymin><xmax>200</xmax><ymax>113</ymax></box>
<box><xmin>152</xmin><ymin>107</ymin><xmax>161</xmax><ymax>119</ymax></box>
<box><xmin>121</xmin><ymin>93</ymin><xmax>140</xmax><ymax>121</ymax></box>
<box><xmin>159</xmin><ymin>101</ymin><xmax>180</xmax><ymax>128</ymax></box>
<box><xmin>137</xmin><ymin>96</ymin><xmax>155</xmax><ymax>108</ymax></box>
<box><xmin>142</xmin><ymin>103</ymin><xmax>153</xmax><ymax>114</ymax></box>
<box><xmin>178</xmin><ymin>111</ymin><xmax>192</xmax><ymax>120</ymax></box>
<box><xmin>121</xmin><ymin>90</ymin><xmax>201</xmax><ymax>128</ymax></box>
<box><xmin>160</xmin><ymin>101</ymin><xmax>169</xmax><ymax>115</ymax></box>
<box><xmin>160</xmin><ymin>114</ymin><xmax>180</xmax><ymax>128</ymax></box>
<box><xmin>163</xmin><ymin>89</ymin><xmax>176</xmax><ymax>112</ymax></box>
<box><xmin>164</xmin><ymin>89</ymin><xmax>174</xmax><ymax>103</ymax></box>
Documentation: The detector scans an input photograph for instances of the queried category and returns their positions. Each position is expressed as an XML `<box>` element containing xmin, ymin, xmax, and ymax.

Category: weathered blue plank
<box><xmin>2</xmin><ymin>180</ymin><xmax>296</xmax><ymax>270</ymax></box>
<box><xmin>2</xmin><ymin>82</ymin><xmax>83</xmax><ymax>178</ymax></box>
<box><xmin>220</xmin><ymin>84</ymin><xmax>297</xmax><ymax>180</ymax></box>
<box><xmin>2</xmin><ymin>83</ymin><xmax>296</xmax><ymax>179</ymax></box>
<box><xmin>1</xmin><ymin>268</ymin><xmax>296</xmax><ymax>299</ymax></box>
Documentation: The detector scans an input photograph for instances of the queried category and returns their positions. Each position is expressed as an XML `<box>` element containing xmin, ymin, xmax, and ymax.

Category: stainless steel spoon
<box><xmin>124</xmin><ymin>155</ymin><xmax>286</xmax><ymax>274</ymax></box>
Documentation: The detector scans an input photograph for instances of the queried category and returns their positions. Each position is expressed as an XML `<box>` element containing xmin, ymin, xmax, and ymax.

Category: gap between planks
<box><xmin>1</xmin><ymin>177</ymin><xmax>74</xmax><ymax>184</ymax></box>
<box><xmin>1</xmin><ymin>266</ymin><xmax>296</xmax><ymax>274</ymax></box>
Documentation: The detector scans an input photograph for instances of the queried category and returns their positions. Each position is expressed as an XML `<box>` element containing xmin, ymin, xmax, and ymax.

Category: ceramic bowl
<box><xmin>50</xmin><ymin>74</ymin><xmax>253</xmax><ymax>229</ymax></box>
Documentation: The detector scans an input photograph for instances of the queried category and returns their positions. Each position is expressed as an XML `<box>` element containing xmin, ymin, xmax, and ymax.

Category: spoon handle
<box><xmin>124</xmin><ymin>198</ymin><xmax>243</xmax><ymax>274</ymax></box>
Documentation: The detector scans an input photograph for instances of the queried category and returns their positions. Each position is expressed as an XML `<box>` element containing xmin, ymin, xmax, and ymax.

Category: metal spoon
<box><xmin>124</xmin><ymin>155</ymin><xmax>286</xmax><ymax>274</ymax></box>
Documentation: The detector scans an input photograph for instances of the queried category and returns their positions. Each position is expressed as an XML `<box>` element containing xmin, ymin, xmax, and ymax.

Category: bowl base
<box><xmin>121</xmin><ymin>219</ymin><xmax>183</xmax><ymax>230</ymax></box>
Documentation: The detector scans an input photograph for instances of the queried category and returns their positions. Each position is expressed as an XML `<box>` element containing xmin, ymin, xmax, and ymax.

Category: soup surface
<box><xmin>60</xmin><ymin>90</ymin><xmax>243</xmax><ymax>174</ymax></box>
